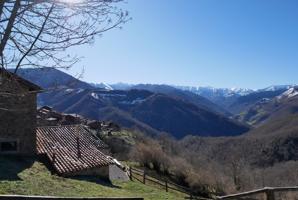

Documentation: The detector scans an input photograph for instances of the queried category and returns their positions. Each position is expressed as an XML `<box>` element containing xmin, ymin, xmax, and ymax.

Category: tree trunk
<box><xmin>0</xmin><ymin>1</ymin><xmax>5</xmax><ymax>21</ymax></box>
<box><xmin>0</xmin><ymin>0</ymin><xmax>21</xmax><ymax>58</ymax></box>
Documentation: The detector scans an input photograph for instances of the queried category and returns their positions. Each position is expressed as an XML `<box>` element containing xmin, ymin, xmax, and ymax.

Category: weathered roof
<box><xmin>36</xmin><ymin>125</ymin><xmax>113</xmax><ymax>175</ymax></box>
<box><xmin>0</xmin><ymin>68</ymin><xmax>42</xmax><ymax>92</ymax></box>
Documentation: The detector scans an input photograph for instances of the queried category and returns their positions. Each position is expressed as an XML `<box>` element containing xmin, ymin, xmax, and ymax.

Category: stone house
<box><xmin>0</xmin><ymin>68</ymin><xmax>42</xmax><ymax>155</ymax></box>
<box><xmin>0</xmin><ymin>69</ymin><xmax>128</xmax><ymax>180</ymax></box>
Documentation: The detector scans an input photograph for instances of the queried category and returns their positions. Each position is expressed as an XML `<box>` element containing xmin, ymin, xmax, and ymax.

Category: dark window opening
<box><xmin>0</xmin><ymin>141</ymin><xmax>18</xmax><ymax>152</ymax></box>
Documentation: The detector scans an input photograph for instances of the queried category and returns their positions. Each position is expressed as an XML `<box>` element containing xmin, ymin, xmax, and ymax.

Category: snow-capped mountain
<box><xmin>277</xmin><ymin>87</ymin><xmax>298</xmax><ymax>100</ymax></box>
<box><xmin>110</xmin><ymin>82</ymin><xmax>134</xmax><ymax>90</ymax></box>
<box><xmin>234</xmin><ymin>86</ymin><xmax>298</xmax><ymax>126</ymax></box>
<box><xmin>89</xmin><ymin>82</ymin><xmax>114</xmax><ymax>91</ymax></box>
<box><xmin>177</xmin><ymin>86</ymin><xmax>254</xmax><ymax>97</ymax></box>
<box><xmin>175</xmin><ymin>86</ymin><xmax>255</xmax><ymax>109</ymax></box>
<box><xmin>259</xmin><ymin>85</ymin><xmax>296</xmax><ymax>92</ymax></box>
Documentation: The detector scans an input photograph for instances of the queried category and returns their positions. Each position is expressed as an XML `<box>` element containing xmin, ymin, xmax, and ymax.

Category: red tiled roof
<box><xmin>36</xmin><ymin>125</ymin><xmax>113</xmax><ymax>175</ymax></box>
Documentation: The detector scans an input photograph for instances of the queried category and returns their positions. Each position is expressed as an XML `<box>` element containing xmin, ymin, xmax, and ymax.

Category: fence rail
<box><xmin>216</xmin><ymin>186</ymin><xmax>298</xmax><ymax>200</ymax></box>
<box><xmin>129</xmin><ymin>168</ymin><xmax>298</xmax><ymax>200</ymax></box>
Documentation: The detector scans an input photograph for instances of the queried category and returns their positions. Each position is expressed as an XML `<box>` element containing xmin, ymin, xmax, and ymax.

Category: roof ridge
<box><xmin>37</xmin><ymin>124</ymin><xmax>84</xmax><ymax>128</ymax></box>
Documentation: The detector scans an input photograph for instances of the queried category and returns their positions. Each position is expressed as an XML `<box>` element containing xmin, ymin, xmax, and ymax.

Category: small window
<box><xmin>0</xmin><ymin>141</ymin><xmax>18</xmax><ymax>152</ymax></box>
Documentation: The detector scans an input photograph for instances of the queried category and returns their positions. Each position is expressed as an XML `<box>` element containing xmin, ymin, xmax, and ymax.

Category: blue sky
<box><xmin>67</xmin><ymin>0</ymin><xmax>298</xmax><ymax>89</ymax></box>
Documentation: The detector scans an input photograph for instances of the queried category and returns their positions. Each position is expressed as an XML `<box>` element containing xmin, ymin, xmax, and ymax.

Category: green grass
<box><xmin>0</xmin><ymin>156</ymin><xmax>186</xmax><ymax>200</ymax></box>
<box><xmin>102</xmin><ymin>129</ymin><xmax>137</xmax><ymax>146</ymax></box>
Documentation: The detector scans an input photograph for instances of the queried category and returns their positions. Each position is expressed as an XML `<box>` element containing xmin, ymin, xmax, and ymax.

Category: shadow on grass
<box><xmin>0</xmin><ymin>155</ymin><xmax>122</xmax><ymax>189</ymax></box>
<box><xmin>71</xmin><ymin>176</ymin><xmax>121</xmax><ymax>189</ymax></box>
<box><xmin>0</xmin><ymin>155</ymin><xmax>35</xmax><ymax>181</ymax></box>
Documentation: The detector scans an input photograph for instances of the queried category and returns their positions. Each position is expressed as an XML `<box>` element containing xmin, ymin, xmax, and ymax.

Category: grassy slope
<box><xmin>0</xmin><ymin>157</ymin><xmax>185</xmax><ymax>200</ymax></box>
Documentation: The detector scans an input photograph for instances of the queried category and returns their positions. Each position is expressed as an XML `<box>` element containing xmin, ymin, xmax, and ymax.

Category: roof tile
<box><xmin>37</xmin><ymin>125</ymin><xmax>113</xmax><ymax>175</ymax></box>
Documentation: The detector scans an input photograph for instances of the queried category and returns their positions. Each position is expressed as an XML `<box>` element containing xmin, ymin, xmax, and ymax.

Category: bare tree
<box><xmin>0</xmin><ymin>0</ymin><xmax>128</xmax><ymax>73</ymax></box>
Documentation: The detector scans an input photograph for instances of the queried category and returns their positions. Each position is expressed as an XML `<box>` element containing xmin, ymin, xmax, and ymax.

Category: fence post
<box><xmin>165</xmin><ymin>180</ymin><xmax>168</xmax><ymax>192</ymax></box>
<box><xmin>143</xmin><ymin>169</ymin><xmax>146</xmax><ymax>184</ymax></box>
<box><xmin>129</xmin><ymin>167</ymin><xmax>132</xmax><ymax>180</ymax></box>
<box><xmin>265</xmin><ymin>189</ymin><xmax>275</xmax><ymax>200</ymax></box>
<box><xmin>189</xmin><ymin>193</ymin><xmax>193</xmax><ymax>200</ymax></box>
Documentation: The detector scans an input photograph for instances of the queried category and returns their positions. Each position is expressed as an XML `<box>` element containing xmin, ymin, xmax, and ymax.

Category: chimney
<box><xmin>76</xmin><ymin>127</ymin><xmax>81</xmax><ymax>159</ymax></box>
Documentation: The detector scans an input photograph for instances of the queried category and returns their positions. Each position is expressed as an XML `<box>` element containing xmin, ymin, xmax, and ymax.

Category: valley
<box><xmin>11</xmin><ymin>67</ymin><xmax>298</xmax><ymax>197</ymax></box>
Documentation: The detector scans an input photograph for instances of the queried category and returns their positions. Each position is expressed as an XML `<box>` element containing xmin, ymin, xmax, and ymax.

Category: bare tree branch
<box><xmin>0</xmin><ymin>0</ymin><xmax>128</xmax><ymax>72</ymax></box>
<box><xmin>14</xmin><ymin>3</ymin><xmax>54</xmax><ymax>73</ymax></box>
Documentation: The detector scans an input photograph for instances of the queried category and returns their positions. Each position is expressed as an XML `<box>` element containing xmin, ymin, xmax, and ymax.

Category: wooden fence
<box><xmin>128</xmin><ymin>167</ymin><xmax>298</xmax><ymax>200</ymax></box>
<box><xmin>216</xmin><ymin>186</ymin><xmax>298</xmax><ymax>200</ymax></box>
<box><xmin>128</xmin><ymin>167</ymin><xmax>207</xmax><ymax>200</ymax></box>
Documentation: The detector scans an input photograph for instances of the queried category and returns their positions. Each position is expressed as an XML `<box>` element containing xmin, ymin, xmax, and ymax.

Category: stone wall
<box><xmin>68</xmin><ymin>166</ymin><xmax>110</xmax><ymax>179</ymax></box>
<box><xmin>0</xmin><ymin>196</ymin><xmax>143</xmax><ymax>200</ymax></box>
<box><xmin>109</xmin><ymin>165</ymin><xmax>129</xmax><ymax>181</ymax></box>
<box><xmin>0</xmin><ymin>75</ymin><xmax>37</xmax><ymax>155</ymax></box>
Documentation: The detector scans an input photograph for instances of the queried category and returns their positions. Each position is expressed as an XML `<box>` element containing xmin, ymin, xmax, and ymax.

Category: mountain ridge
<box><xmin>235</xmin><ymin>87</ymin><xmax>298</xmax><ymax>126</ymax></box>
<box><xmin>16</xmin><ymin>68</ymin><xmax>250</xmax><ymax>138</ymax></box>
